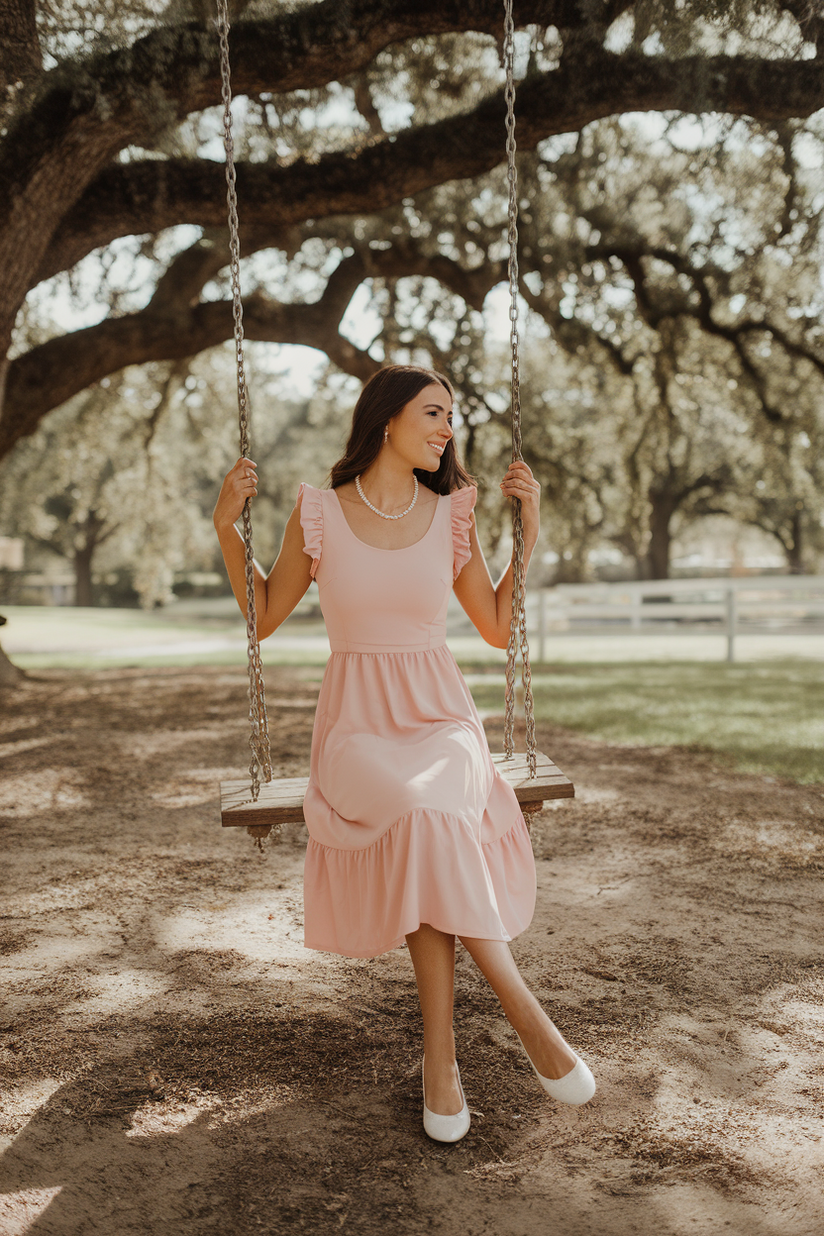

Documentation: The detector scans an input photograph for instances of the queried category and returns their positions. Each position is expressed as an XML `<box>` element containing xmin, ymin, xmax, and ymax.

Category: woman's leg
<box><xmin>458</xmin><ymin>935</ymin><xmax>577</xmax><ymax>1079</ymax></box>
<box><xmin>405</xmin><ymin>923</ymin><xmax>464</xmax><ymax>1115</ymax></box>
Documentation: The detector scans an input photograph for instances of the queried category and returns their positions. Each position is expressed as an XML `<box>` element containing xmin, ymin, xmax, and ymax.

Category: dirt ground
<box><xmin>0</xmin><ymin>664</ymin><xmax>822</xmax><ymax>1236</ymax></box>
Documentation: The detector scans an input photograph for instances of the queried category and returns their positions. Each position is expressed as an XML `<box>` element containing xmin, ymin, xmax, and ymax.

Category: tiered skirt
<box><xmin>302</xmin><ymin>645</ymin><xmax>536</xmax><ymax>958</ymax></box>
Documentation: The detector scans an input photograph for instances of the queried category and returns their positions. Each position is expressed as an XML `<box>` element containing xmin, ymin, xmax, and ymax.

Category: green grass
<box><xmin>465</xmin><ymin>661</ymin><xmax>824</xmax><ymax>784</ymax></box>
<box><xmin>3</xmin><ymin>604</ymin><xmax>822</xmax><ymax>783</ymax></box>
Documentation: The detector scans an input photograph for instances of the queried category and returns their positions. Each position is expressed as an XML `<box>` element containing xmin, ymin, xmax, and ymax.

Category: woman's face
<box><xmin>386</xmin><ymin>383</ymin><xmax>454</xmax><ymax>472</ymax></box>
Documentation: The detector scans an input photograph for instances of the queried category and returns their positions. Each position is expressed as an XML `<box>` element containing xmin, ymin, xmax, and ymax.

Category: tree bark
<box><xmin>1</xmin><ymin>2</ymin><xmax>822</xmax><ymax>441</ymax></box>
<box><xmin>0</xmin><ymin>642</ymin><xmax>22</xmax><ymax>686</ymax></box>
<box><xmin>0</xmin><ymin>0</ymin><xmax>40</xmax><ymax>90</ymax></box>
<box><xmin>1</xmin><ymin>243</ymin><xmax>504</xmax><ymax>458</ymax></box>
<box><xmin>72</xmin><ymin>510</ymin><xmax>111</xmax><ymax>606</ymax></box>
<box><xmin>787</xmin><ymin>507</ymin><xmax>804</xmax><ymax>574</ymax></box>
<box><xmin>0</xmin><ymin>1</ymin><xmax>559</xmax><ymax>407</ymax></box>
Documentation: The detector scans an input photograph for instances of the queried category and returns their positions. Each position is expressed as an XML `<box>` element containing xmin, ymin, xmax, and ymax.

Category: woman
<box><xmin>214</xmin><ymin>364</ymin><xmax>595</xmax><ymax>1142</ymax></box>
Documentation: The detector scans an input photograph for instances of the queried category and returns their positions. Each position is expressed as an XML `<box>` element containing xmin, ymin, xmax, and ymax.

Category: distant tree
<box><xmin>0</xmin><ymin>359</ymin><xmax>236</xmax><ymax>606</ymax></box>
<box><xmin>509</xmin><ymin>109</ymin><xmax>824</xmax><ymax>577</ymax></box>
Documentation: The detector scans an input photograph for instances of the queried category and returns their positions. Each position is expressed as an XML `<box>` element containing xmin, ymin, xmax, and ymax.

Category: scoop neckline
<box><xmin>331</xmin><ymin>487</ymin><xmax>445</xmax><ymax>552</ymax></box>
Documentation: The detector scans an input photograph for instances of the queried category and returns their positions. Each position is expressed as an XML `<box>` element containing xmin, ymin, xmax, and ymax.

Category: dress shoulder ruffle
<box><xmin>450</xmin><ymin>485</ymin><xmax>478</xmax><ymax>580</ymax></box>
<box><xmin>297</xmin><ymin>482</ymin><xmax>323</xmax><ymax>579</ymax></box>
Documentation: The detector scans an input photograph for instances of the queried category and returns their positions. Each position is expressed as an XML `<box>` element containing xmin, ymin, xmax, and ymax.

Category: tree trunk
<box><xmin>73</xmin><ymin>509</ymin><xmax>109</xmax><ymax>606</ymax></box>
<box><xmin>0</xmin><ymin>617</ymin><xmax>23</xmax><ymax>685</ymax></box>
<box><xmin>787</xmin><ymin>507</ymin><xmax>804</xmax><ymax>574</ymax></box>
<box><xmin>74</xmin><ymin>544</ymin><xmax>95</xmax><ymax>607</ymax></box>
<box><xmin>646</xmin><ymin>491</ymin><xmax>675</xmax><ymax>580</ymax></box>
<box><xmin>0</xmin><ymin>643</ymin><xmax>22</xmax><ymax>685</ymax></box>
<box><xmin>553</xmin><ymin>548</ymin><xmax>590</xmax><ymax>584</ymax></box>
<box><xmin>0</xmin><ymin>637</ymin><xmax>22</xmax><ymax>687</ymax></box>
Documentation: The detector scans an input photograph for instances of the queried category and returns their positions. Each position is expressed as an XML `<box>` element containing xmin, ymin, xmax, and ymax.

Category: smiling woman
<box><xmin>213</xmin><ymin>361</ymin><xmax>589</xmax><ymax>1145</ymax></box>
<box><xmin>207</xmin><ymin>0</ymin><xmax>591</xmax><ymax>1144</ymax></box>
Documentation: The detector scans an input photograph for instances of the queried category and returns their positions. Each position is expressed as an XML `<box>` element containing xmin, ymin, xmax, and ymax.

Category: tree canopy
<box><xmin>1</xmin><ymin>0</ymin><xmax>823</xmax><ymax>456</ymax></box>
<box><xmin>0</xmin><ymin>0</ymin><xmax>822</xmax><ymax>602</ymax></box>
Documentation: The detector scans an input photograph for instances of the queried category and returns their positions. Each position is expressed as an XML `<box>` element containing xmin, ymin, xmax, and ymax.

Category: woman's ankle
<box><xmin>422</xmin><ymin>1034</ymin><xmax>457</xmax><ymax>1068</ymax></box>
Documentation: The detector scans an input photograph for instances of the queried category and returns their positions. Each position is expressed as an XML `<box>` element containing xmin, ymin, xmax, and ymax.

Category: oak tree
<box><xmin>1</xmin><ymin>0</ymin><xmax>823</xmax><ymax>460</ymax></box>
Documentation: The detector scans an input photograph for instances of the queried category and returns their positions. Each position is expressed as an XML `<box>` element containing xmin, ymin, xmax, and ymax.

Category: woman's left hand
<box><xmin>500</xmin><ymin>461</ymin><xmax>541</xmax><ymax>546</ymax></box>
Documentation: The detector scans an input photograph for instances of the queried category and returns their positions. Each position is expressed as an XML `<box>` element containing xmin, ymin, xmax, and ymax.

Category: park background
<box><xmin>0</xmin><ymin>2</ymin><xmax>823</xmax><ymax>1235</ymax></box>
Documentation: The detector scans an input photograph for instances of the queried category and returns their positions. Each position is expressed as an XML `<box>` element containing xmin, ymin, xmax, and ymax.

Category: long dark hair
<box><xmin>328</xmin><ymin>365</ymin><xmax>475</xmax><ymax>495</ymax></box>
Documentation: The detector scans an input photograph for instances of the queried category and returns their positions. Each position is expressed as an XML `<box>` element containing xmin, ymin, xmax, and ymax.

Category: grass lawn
<box><xmin>464</xmin><ymin>660</ymin><xmax>824</xmax><ymax>784</ymax></box>
<box><xmin>3</xmin><ymin>605</ymin><xmax>821</xmax><ymax>783</ymax></box>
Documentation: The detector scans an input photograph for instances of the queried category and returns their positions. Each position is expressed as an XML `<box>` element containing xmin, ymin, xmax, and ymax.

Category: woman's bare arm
<box><xmin>213</xmin><ymin>458</ymin><xmax>313</xmax><ymax>640</ymax></box>
<box><xmin>452</xmin><ymin>461</ymin><xmax>540</xmax><ymax>649</ymax></box>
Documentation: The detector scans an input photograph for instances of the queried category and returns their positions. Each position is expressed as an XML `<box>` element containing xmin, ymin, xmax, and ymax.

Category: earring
<box><xmin>384</xmin><ymin>428</ymin><xmax>389</xmax><ymax>442</ymax></box>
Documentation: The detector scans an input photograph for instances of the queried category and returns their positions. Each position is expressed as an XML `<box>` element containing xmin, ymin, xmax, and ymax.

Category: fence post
<box><xmin>538</xmin><ymin>589</ymin><xmax>546</xmax><ymax>663</ymax></box>
<box><xmin>726</xmin><ymin>587</ymin><xmax>737</xmax><ymax>662</ymax></box>
<box><xmin>630</xmin><ymin>587</ymin><xmax>642</xmax><ymax>630</ymax></box>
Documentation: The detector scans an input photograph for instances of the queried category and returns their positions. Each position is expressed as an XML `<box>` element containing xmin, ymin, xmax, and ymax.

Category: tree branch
<box><xmin>147</xmin><ymin>233</ymin><xmax>233</xmax><ymax>313</ymax></box>
<box><xmin>0</xmin><ymin>0</ymin><xmax>566</xmax><ymax>219</ymax></box>
<box><xmin>780</xmin><ymin>0</ymin><xmax>824</xmax><ymax>56</ymax></box>
<box><xmin>0</xmin><ymin>298</ymin><xmax>367</xmax><ymax>460</ymax></box>
<box><xmin>2</xmin><ymin>240</ymin><xmax>507</xmax><ymax>455</ymax></box>
<box><xmin>519</xmin><ymin>279</ymin><xmax>636</xmax><ymax>374</ymax></box>
<box><xmin>590</xmin><ymin>242</ymin><xmax>824</xmax><ymax>423</ymax></box>
<box><xmin>35</xmin><ymin>50</ymin><xmax>824</xmax><ymax>285</ymax></box>
<box><xmin>0</xmin><ymin>0</ymin><xmax>563</xmax><ymax>338</ymax></box>
<box><xmin>773</xmin><ymin>121</ymin><xmax>800</xmax><ymax>240</ymax></box>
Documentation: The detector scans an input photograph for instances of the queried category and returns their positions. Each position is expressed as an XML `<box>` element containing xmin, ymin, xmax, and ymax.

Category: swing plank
<box><xmin>220</xmin><ymin>750</ymin><xmax>573</xmax><ymax>828</ymax></box>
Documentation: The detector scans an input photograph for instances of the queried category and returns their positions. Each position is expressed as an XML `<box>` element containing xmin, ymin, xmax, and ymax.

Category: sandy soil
<box><xmin>0</xmin><ymin>664</ymin><xmax>823</xmax><ymax>1236</ymax></box>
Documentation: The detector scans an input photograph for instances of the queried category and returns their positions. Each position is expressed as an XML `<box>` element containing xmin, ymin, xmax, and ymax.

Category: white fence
<box><xmin>534</xmin><ymin>575</ymin><xmax>824</xmax><ymax>662</ymax></box>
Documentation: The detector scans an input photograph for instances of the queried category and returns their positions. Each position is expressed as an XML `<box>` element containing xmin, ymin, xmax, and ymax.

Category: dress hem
<box><xmin>302</xmin><ymin>808</ymin><xmax>535</xmax><ymax>958</ymax></box>
<box><xmin>303</xmin><ymin>918</ymin><xmax>515</xmax><ymax>960</ymax></box>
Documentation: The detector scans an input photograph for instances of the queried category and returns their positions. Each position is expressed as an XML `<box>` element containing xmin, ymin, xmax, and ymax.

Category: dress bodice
<box><xmin>298</xmin><ymin>484</ymin><xmax>476</xmax><ymax>654</ymax></box>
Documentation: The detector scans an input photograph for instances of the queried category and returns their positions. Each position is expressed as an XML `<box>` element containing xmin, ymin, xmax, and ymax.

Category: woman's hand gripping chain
<box><xmin>213</xmin><ymin>457</ymin><xmax>258</xmax><ymax>531</ymax></box>
<box><xmin>500</xmin><ymin>460</ymin><xmax>540</xmax><ymax>549</ymax></box>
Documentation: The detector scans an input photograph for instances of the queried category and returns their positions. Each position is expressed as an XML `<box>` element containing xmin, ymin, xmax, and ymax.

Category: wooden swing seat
<box><xmin>221</xmin><ymin>749</ymin><xmax>573</xmax><ymax>827</ymax></box>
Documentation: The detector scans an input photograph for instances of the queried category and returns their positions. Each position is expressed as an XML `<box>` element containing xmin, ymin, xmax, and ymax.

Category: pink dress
<box><xmin>297</xmin><ymin>482</ymin><xmax>536</xmax><ymax>958</ymax></box>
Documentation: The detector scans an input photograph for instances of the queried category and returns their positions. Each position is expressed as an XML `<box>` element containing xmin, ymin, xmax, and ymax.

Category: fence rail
<box><xmin>533</xmin><ymin>575</ymin><xmax>824</xmax><ymax>662</ymax></box>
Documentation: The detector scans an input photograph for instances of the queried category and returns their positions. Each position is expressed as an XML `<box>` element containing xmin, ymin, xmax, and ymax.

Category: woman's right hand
<box><xmin>213</xmin><ymin>457</ymin><xmax>258</xmax><ymax>530</ymax></box>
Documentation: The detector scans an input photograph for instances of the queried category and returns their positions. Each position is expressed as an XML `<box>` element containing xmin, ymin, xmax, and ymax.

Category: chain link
<box><xmin>216</xmin><ymin>0</ymin><xmax>273</xmax><ymax>819</ymax></box>
<box><xmin>502</xmin><ymin>0</ymin><xmax>537</xmax><ymax>778</ymax></box>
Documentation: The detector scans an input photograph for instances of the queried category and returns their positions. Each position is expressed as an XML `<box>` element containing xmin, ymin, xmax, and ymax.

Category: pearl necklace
<box><xmin>355</xmin><ymin>474</ymin><xmax>419</xmax><ymax>520</ymax></box>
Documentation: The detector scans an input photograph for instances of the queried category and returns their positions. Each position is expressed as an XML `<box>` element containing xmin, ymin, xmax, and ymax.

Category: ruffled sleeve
<box><xmin>297</xmin><ymin>482</ymin><xmax>323</xmax><ymax>579</ymax></box>
<box><xmin>450</xmin><ymin>485</ymin><xmax>477</xmax><ymax>581</ymax></box>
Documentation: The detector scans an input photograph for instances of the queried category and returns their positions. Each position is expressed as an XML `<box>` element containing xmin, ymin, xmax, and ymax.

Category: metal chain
<box><xmin>215</xmin><ymin>0</ymin><xmax>532</xmax><ymax>804</ymax></box>
<box><xmin>216</xmin><ymin>0</ymin><xmax>273</xmax><ymax>811</ymax></box>
<box><xmin>502</xmin><ymin>0</ymin><xmax>537</xmax><ymax>778</ymax></box>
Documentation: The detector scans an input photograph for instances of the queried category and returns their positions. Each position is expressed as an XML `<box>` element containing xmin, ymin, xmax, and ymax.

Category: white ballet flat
<box><xmin>515</xmin><ymin>1032</ymin><xmax>596</xmax><ymax>1106</ymax></box>
<box><xmin>422</xmin><ymin>1057</ymin><xmax>471</xmax><ymax>1143</ymax></box>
